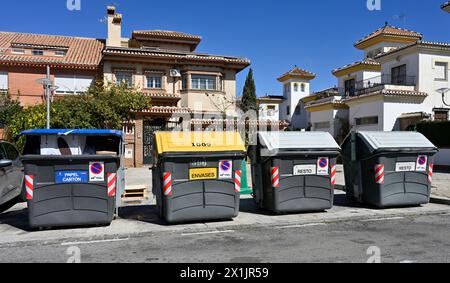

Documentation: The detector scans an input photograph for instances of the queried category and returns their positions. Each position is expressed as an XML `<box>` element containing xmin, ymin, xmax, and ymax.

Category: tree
<box><xmin>0</xmin><ymin>92</ymin><xmax>22</xmax><ymax>130</ymax></box>
<box><xmin>240</xmin><ymin>68</ymin><xmax>258</xmax><ymax>114</ymax></box>
<box><xmin>7</xmin><ymin>81</ymin><xmax>151</xmax><ymax>147</ymax></box>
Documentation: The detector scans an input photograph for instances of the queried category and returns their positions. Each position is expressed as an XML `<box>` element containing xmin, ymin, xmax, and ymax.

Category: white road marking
<box><xmin>275</xmin><ymin>223</ymin><xmax>327</xmax><ymax>229</ymax></box>
<box><xmin>400</xmin><ymin>260</ymin><xmax>417</xmax><ymax>263</ymax></box>
<box><xmin>361</xmin><ymin>217</ymin><xmax>405</xmax><ymax>222</ymax></box>
<box><xmin>181</xmin><ymin>230</ymin><xmax>235</xmax><ymax>236</ymax></box>
<box><xmin>61</xmin><ymin>238</ymin><xmax>129</xmax><ymax>246</ymax></box>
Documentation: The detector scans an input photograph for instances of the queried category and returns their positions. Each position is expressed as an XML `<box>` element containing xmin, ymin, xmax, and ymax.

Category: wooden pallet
<box><xmin>121</xmin><ymin>185</ymin><xmax>149</xmax><ymax>204</ymax></box>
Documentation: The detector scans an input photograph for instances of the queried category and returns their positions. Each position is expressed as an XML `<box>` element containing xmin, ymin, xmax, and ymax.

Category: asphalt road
<box><xmin>1</xmin><ymin>213</ymin><xmax>449</xmax><ymax>263</ymax></box>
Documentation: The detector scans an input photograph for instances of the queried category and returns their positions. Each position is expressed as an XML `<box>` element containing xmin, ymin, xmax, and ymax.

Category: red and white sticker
<box><xmin>25</xmin><ymin>175</ymin><xmax>34</xmax><ymax>200</ymax></box>
<box><xmin>375</xmin><ymin>164</ymin><xmax>385</xmax><ymax>185</ymax></box>
<box><xmin>428</xmin><ymin>164</ymin><xmax>434</xmax><ymax>184</ymax></box>
<box><xmin>416</xmin><ymin>155</ymin><xmax>428</xmax><ymax>172</ymax></box>
<box><xmin>89</xmin><ymin>162</ymin><xmax>104</xmax><ymax>182</ymax></box>
<box><xmin>107</xmin><ymin>173</ymin><xmax>117</xmax><ymax>197</ymax></box>
<box><xmin>271</xmin><ymin>167</ymin><xmax>280</xmax><ymax>188</ymax></box>
<box><xmin>317</xmin><ymin>158</ymin><xmax>329</xmax><ymax>176</ymax></box>
<box><xmin>163</xmin><ymin>172</ymin><xmax>173</xmax><ymax>197</ymax></box>
<box><xmin>234</xmin><ymin>170</ymin><xmax>241</xmax><ymax>193</ymax></box>
<box><xmin>330</xmin><ymin>165</ymin><xmax>337</xmax><ymax>186</ymax></box>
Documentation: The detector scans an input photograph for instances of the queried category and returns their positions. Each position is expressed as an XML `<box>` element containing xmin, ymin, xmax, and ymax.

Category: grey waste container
<box><xmin>152</xmin><ymin>131</ymin><xmax>246</xmax><ymax>224</ymax></box>
<box><xmin>249</xmin><ymin>132</ymin><xmax>341</xmax><ymax>213</ymax></box>
<box><xmin>342</xmin><ymin>131</ymin><xmax>438</xmax><ymax>208</ymax></box>
<box><xmin>18</xmin><ymin>129</ymin><xmax>125</xmax><ymax>228</ymax></box>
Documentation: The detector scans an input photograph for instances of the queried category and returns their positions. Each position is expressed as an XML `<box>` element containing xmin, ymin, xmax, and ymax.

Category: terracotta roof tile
<box><xmin>0</xmin><ymin>32</ymin><xmax>104</xmax><ymax>69</ymax></box>
<box><xmin>332</xmin><ymin>58</ymin><xmax>380</xmax><ymax>75</ymax></box>
<box><xmin>277</xmin><ymin>67</ymin><xmax>316</xmax><ymax>82</ymax></box>
<box><xmin>343</xmin><ymin>88</ymin><xmax>427</xmax><ymax>102</ymax></box>
<box><xmin>355</xmin><ymin>25</ymin><xmax>422</xmax><ymax>47</ymax></box>
<box><xmin>132</xmin><ymin>30</ymin><xmax>202</xmax><ymax>41</ymax></box>
<box><xmin>103</xmin><ymin>47</ymin><xmax>250</xmax><ymax>66</ymax></box>
<box><xmin>375</xmin><ymin>40</ymin><xmax>450</xmax><ymax>59</ymax></box>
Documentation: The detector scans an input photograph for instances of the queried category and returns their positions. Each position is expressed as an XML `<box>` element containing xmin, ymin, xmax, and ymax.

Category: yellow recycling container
<box><xmin>152</xmin><ymin>131</ymin><xmax>246</xmax><ymax>224</ymax></box>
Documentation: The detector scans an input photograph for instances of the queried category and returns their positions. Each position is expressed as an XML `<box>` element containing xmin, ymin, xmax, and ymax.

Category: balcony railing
<box><xmin>340</xmin><ymin>74</ymin><xmax>417</xmax><ymax>97</ymax></box>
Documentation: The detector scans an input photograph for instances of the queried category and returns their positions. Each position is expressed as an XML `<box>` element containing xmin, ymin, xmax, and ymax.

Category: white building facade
<box><xmin>276</xmin><ymin>67</ymin><xmax>316</xmax><ymax>130</ymax></box>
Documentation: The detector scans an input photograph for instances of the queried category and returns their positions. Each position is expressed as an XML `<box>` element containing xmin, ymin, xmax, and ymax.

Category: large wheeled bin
<box><xmin>342</xmin><ymin>131</ymin><xmax>438</xmax><ymax>208</ymax></box>
<box><xmin>249</xmin><ymin>131</ymin><xmax>341</xmax><ymax>213</ymax></box>
<box><xmin>152</xmin><ymin>131</ymin><xmax>246</xmax><ymax>224</ymax></box>
<box><xmin>18</xmin><ymin>129</ymin><xmax>125</xmax><ymax>228</ymax></box>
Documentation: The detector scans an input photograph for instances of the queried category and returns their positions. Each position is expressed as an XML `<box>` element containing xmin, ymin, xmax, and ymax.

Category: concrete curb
<box><xmin>430</xmin><ymin>196</ymin><xmax>450</xmax><ymax>206</ymax></box>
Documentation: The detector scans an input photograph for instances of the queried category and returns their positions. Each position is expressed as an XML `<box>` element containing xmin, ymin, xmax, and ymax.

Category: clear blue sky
<box><xmin>1</xmin><ymin>0</ymin><xmax>449</xmax><ymax>97</ymax></box>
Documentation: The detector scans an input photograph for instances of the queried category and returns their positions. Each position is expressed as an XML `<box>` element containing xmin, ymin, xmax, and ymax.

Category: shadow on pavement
<box><xmin>0</xmin><ymin>206</ymin><xmax>31</xmax><ymax>231</ymax></box>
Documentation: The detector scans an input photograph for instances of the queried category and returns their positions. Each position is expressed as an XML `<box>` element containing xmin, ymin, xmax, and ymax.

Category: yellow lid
<box><xmin>155</xmin><ymin>131</ymin><xmax>246</xmax><ymax>155</ymax></box>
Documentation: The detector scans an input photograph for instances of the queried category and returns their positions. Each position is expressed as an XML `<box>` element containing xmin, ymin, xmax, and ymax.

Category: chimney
<box><xmin>106</xmin><ymin>5</ymin><xmax>122</xmax><ymax>47</ymax></box>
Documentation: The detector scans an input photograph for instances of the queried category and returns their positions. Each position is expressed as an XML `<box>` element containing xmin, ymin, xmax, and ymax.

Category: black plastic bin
<box><xmin>342</xmin><ymin>131</ymin><xmax>438</xmax><ymax>208</ymax></box>
<box><xmin>249</xmin><ymin>131</ymin><xmax>341</xmax><ymax>213</ymax></box>
<box><xmin>19</xmin><ymin>129</ymin><xmax>124</xmax><ymax>228</ymax></box>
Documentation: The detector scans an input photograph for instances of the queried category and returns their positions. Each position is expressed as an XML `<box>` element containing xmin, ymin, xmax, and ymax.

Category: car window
<box><xmin>2</xmin><ymin>143</ymin><xmax>19</xmax><ymax>161</ymax></box>
<box><xmin>0</xmin><ymin>144</ymin><xmax>6</xmax><ymax>160</ymax></box>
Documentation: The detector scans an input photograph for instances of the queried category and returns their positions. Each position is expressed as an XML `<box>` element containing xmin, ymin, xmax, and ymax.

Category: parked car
<box><xmin>0</xmin><ymin>140</ymin><xmax>24</xmax><ymax>213</ymax></box>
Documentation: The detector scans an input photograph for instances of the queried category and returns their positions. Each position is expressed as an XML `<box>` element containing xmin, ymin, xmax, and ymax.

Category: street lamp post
<box><xmin>437</xmin><ymin>87</ymin><xmax>450</xmax><ymax>107</ymax></box>
<box><xmin>37</xmin><ymin>66</ymin><xmax>58</xmax><ymax>129</ymax></box>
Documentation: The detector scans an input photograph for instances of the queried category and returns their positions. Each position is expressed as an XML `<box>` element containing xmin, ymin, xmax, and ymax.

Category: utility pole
<box><xmin>37</xmin><ymin>66</ymin><xmax>57</xmax><ymax>129</ymax></box>
<box><xmin>45</xmin><ymin>66</ymin><xmax>51</xmax><ymax>129</ymax></box>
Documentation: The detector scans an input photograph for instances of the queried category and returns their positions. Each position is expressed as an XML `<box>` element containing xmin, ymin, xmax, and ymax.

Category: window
<box><xmin>391</xmin><ymin>64</ymin><xmax>407</xmax><ymax>85</ymax></box>
<box><xmin>435</xmin><ymin>62</ymin><xmax>448</xmax><ymax>81</ymax></box>
<box><xmin>355</xmin><ymin>116</ymin><xmax>379</xmax><ymax>126</ymax></box>
<box><xmin>191</xmin><ymin>75</ymin><xmax>216</xmax><ymax>90</ymax></box>
<box><xmin>314</xmin><ymin>121</ymin><xmax>330</xmax><ymax>129</ymax></box>
<box><xmin>11</xmin><ymin>48</ymin><xmax>25</xmax><ymax>54</ymax></box>
<box><xmin>55</xmin><ymin>50</ymin><xmax>67</xmax><ymax>57</ymax></box>
<box><xmin>301</xmin><ymin>83</ymin><xmax>305</xmax><ymax>92</ymax></box>
<box><xmin>294</xmin><ymin>83</ymin><xmax>298</xmax><ymax>92</ymax></box>
<box><xmin>146</xmin><ymin>75</ymin><xmax>162</xmax><ymax>89</ymax></box>
<box><xmin>0</xmin><ymin>72</ymin><xmax>8</xmax><ymax>91</ymax></box>
<box><xmin>344</xmin><ymin>79</ymin><xmax>356</xmax><ymax>97</ymax></box>
<box><xmin>55</xmin><ymin>75</ymin><xmax>94</xmax><ymax>94</ymax></box>
<box><xmin>32</xmin><ymin>49</ymin><xmax>44</xmax><ymax>56</ymax></box>
<box><xmin>2</xmin><ymin>143</ymin><xmax>19</xmax><ymax>161</ymax></box>
<box><xmin>0</xmin><ymin>144</ymin><xmax>6</xmax><ymax>160</ymax></box>
<box><xmin>434</xmin><ymin>109</ymin><xmax>449</xmax><ymax>121</ymax></box>
<box><xmin>286</xmin><ymin>106</ymin><xmax>290</xmax><ymax>116</ymax></box>
<box><xmin>115</xmin><ymin>71</ymin><xmax>133</xmax><ymax>87</ymax></box>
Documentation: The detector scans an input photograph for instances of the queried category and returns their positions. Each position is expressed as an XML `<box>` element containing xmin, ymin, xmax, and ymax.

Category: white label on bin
<box><xmin>416</xmin><ymin>155</ymin><xmax>428</xmax><ymax>172</ymax></box>
<box><xmin>219</xmin><ymin>160</ymin><xmax>233</xmax><ymax>179</ymax></box>
<box><xmin>89</xmin><ymin>162</ymin><xmax>105</xmax><ymax>182</ymax></box>
<box><xmin>395</xmin><ymin>162</ymin><xmax>416</xmax><ymax>172</ymax></box>
<box><xmin>293</xmin><ymin>165</ymin><xmax>317</xmax><ymax>176</ymax></box>
<box><xmin>317</xmin><ymin>157</ymin><xmax>329</xmax><ymax>176</ymax></box>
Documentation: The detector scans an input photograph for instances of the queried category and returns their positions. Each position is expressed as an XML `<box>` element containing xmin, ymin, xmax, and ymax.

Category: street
<box><xmin>0</xmin><ymin>213</ymin><xmax>449</xmax><ymax>263</ymax></box>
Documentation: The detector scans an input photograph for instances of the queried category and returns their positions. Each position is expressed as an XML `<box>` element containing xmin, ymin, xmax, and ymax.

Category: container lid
<box><xmin>155</xmin><ymin>131</ymin><xmax>246</xmax><ymax>155</ymax></box>
<box><xmin>18</xmin><ymin>129</ymin><xmax>124</xmax><ymax>140</ymax></box>
<box><xmin>258</xmin><ymin>132</ymin><xmax>340</xmax><ymax>155</ymax></box>
<box><xmin>358</xmin><ymin>131</ymin><xmax>437</xmax><ymax>151</ymax></box>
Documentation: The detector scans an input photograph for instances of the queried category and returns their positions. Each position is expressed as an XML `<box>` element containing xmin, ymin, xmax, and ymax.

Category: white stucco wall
<box><xmin>348</xmin><ymin>99</ymin><xmax>384</xmax><ymax>131</ymax></box>
<box><xmin>418</xmin><ymin>53</ymin><xmax>450</xmax><ymax>114</ymax></box>
<box><xmin>259</xmin><ymin>103</ymin><xmax>280</xmax><ymax>121</ymax></box>
<box><xmin>280</xmin><ymin>79</ymin><xmax>310</xmax><ymax>123</ymax></box>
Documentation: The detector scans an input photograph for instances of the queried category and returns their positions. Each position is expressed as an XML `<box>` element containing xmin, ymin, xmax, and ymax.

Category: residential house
<box><xmin>303</xmin><ymin>87</ymin><xmax>349</xmax><ymax>142</ymax></box>
<box><xmin>257</xmin><ymin>95</ymin><xmax>284</xmax><ymax>121</ymax></box>
<box><xmin>102</xmin><ymin>6</ymin><xmax>250</xmax><ymax>167</ymax></box>
<box><xmin>0</xmin><ymin>32</ymin><xmax>103</xmax><ymax>106</ymax></box>
<box><xmin>307</xmin><ymin>25</ymin><xmax>450</xmax><ymax>138</ymax></box>
<box><xmin>276</xmin><ymin>67</ymin><xmax>316</xmax><ymax>130</ymax></box>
